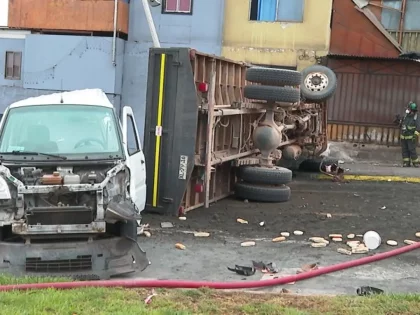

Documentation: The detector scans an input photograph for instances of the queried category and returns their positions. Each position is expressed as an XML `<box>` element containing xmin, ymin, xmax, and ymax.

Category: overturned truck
<box><xmin>144</xmin><ymin>48</ymin><xmax>337</xmax><ymax>215</ymax></box>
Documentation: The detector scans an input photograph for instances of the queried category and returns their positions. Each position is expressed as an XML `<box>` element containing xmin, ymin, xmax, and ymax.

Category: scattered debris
<box><xmin>241</xmin><ymin>241</ymin><xmax>256</xmax><ymax>247</ymax></box>
<box><xmin>415</xmin><ymin>232</ymin><xmax>420</xmax><ymax>238</ymax></box>
<box><xmin>338</xmin><ymin>160</ymin><xmax>345</xmax><ymax>164</ymax></box>
<box><xmin>347</xmin><ymin>234</ymin><xmax>355</xmax><ymax>239</ymax></box>
<box><xmin>329</xmin><ymin>234</ymin><xmax>342</xmax><ymax>239</ymax></box>
<box><xmin>337</xmin><ymin>248</ymin><xmax>352</xmax><ymax>255</ymax></box>
<box><xmin>346</xmin><ymin>241</ymin><xmax>360</xmax><ymax>248</ymax></box>
<box><xmin>194</xmin><ymin>232</ymin><xmax>210</xmax><ymax>237</ymax></box>
<box><xmin>175</xmin><ymin>243</ymin><xmax>186</xmax><ymax>250</ymax></box>
<box><xmin>252</xmin><ymin>261</ymin><xmax>279</xmax><ymax>273</ymax></box>
<box><xmin>179</xmin><ymin>216</ymin><xmax>187</xmax><ymax>221</ymax></box>
<box><xmin>332</xmin><ymin>237</ymin><xmax>343</xmax><ymax>242</ymax></box>
<box><xmin>363</xmin><ymin>231</ymin><xmax>381</xmax><ymax>250</ymax></box>
<box><xmin>404</xmin><ymin>239</ymin><xmax>417</xmax><ymax>245</ymax></box>
<box><xmin>357</xmin><ymin>286</ymin><xmax>384</xmax><ymax>296</ymax></box>
<box><xmin>320</xmin><ymin>161</ymin><xmax>345</xmax><ymax>182</ymax></box>
<box><xmin>386</xmin><ymin>240</ymin><xmax>398</xmax><ymax>246</ymax></box>
<box><xmin>309</xmin><ymin>237</ymin><xmax>329</xmax><ymax>244</ymax></box>
<box><xmin>281</xmin><ymin>288</ymin><xmax>292</xmax><ymax>294</ymax></box>
<box><xmin>144</xmin><ymin>289</ymin><xmax>157</xmax><ymax>304</ymax></box>
<box><xmin>143</xmin><ymin>231</ymin><xmax>152</xmax><ymax>238</ymax></box>
<box><xmin>352</xmin><ymin>245</ymin><xmax>369</xmax><ymax>254</ymax></box>
<box><xmin>244</xmin><ymin>199</ymin><xmax>249</xmax><ymax>203</ymax></box>
<box><xmin>237</xmin><ymin>218</ymin><xmax>248</xmax><ymax>224</ymax></box>
<box><xmin>353</xmin><ymin>193</ymin><xmax>360</xmax><ymax>197</ymax></box>
<box><xmin>299</xmin><ymin>263</ymin><xmax>319</xmax><ymax>273</ymax></box>
<box><xmin>272</xmin><ymin>236</ymin><xmax>286</xmax><ymax>243</ymax></box>
<box><xmin>161</xmin><ymin>222</ymin><xmax>174</xmax><ymax>228</ymax></box>
<box><xmin>259</xmin><ymin>221</ymin><xmax>265</xmax><ymax>227</ymax></box>
<box><xmin>311</xmin><ymin>242</ymin><xmax>327</xmax><ymax>248</ymax></box>
<box><xmin>281</xmin><ymin>232</ymin><xmax>290</xmax><ymax>237</ymax></box>
<box><xmin>228</xmin><ymin>265</ymin><xmax>256</xmax><ymax>276</ymax></box>
<box><xmin>356</xmin><ymin>234</ymin><xmax>363</xmax><ymax>238</ymax></box>
<box><xmin>293</xmin><ymin>230</ymin><xmax>304</xmax><ymax>236</ymax></box>
<box><xmin>326</xmin><ymin>213</ymin><xmax>332</xmax><ymax>218</ymax></box>
<box><xmin>381</xmin><ymin>206</ymin><xmax>387</xmax><ymax>210</ymax></box>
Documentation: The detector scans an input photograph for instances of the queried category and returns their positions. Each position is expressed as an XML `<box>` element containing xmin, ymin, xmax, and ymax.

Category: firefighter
<box><xmin>400</xmin><ymin>101</ymin><xmax>420</xmax><ymax>167</ymax></box>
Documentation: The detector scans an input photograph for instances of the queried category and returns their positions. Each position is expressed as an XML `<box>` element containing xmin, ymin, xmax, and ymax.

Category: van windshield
<box><xmin>0</xmin><ymin>104</ymin><xmax>123</xmax><ymax>160</ymax></box>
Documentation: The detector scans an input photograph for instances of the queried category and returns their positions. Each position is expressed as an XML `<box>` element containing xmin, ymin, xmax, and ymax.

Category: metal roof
<box><xmin>327</xmin><ymin>53</ymin><xmax>419</xmax><ymax>62</ymax></box>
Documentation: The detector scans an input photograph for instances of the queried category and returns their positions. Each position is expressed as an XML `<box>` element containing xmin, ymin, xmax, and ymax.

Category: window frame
<box><xmin>4</xmin><ymin>51</ymin><xmax>22</xmax><ymax>80</ymax></box>
<box><xmin>249</xmin><ymin>0</ymin><xmax>305</xmax><ymax>23</ymax></box>
<box><xmin>162</xmin><ymin>0</ymin><xmax>193</xmax><ymax>15</ymax></box>
<box><xmin>126</xmin><ymin>114</ymin><xmax>141</xmax><ymax>156</ymax></box>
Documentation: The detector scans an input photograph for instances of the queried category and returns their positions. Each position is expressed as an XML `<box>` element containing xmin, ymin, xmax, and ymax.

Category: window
<box><xmin>163</xmin><ymin>0</ymin><xmax>193</xmax><ymax>14</ymax></box>
<box><xmin>5</xmin><ymin>51</ymin><xmax>22</xmax><ymax>80</ymax></box>
<box><xmin>250</xmin><ymin>0</ymin><xmax>304</xmax><ymax>23</ymax></box>
<box><xmin>126</xmin><ymin>115</ymin><xmax>141</xmax><ymax>155</ymax></box>
<box><xmin>0</xmin><ymin>105</ymin><xmax>123</xmax><ymax>159</ymax></box>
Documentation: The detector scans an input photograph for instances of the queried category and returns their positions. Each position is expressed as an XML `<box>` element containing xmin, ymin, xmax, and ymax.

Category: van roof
<box><xmin>9</xmin><ymin>89</ymin><xmax>114</xmax><ymax>109</ymax></box>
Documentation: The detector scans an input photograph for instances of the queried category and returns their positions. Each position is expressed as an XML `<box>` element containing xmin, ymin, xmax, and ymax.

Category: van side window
<box><xmin>127</xmin><ymin>115</ymin><xmax>140</xmax><ymax>155</ymax></box>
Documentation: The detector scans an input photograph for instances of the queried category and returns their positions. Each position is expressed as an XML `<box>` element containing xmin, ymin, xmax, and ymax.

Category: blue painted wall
<box><xmin>0</xmin><ymin>34</ymin><xmax>124</xmax><ymax>112</ymax></box>
<box><xmin>122</xmin><ymin>0</ymin><xmax>225</xmax><ymax>140</ymax></box>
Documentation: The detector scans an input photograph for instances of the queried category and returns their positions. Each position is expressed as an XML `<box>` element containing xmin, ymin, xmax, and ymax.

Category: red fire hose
<box><xmin>1</xmin><ymin>242</ymin><xmax>419</xmax><ymax>291</ymax></box>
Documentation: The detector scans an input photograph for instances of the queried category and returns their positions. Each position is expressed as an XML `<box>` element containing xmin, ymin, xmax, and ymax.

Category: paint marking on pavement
<box><xmin>316</xmin><ymin>174</ymin><xmax>420</xmax><ymax>183</ymax></box>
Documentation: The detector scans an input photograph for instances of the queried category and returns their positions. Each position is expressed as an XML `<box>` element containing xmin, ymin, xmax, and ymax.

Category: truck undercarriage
<box><xmin>144</xmin><ymin>48</ymin><xmax>336</xmax><ymax>215</ymax></box>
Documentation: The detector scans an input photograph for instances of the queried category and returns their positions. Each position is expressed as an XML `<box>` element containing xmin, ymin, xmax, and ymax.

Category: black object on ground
<box><xmin>252</xmin><ymin>261</ymin><xmax>279</xmax><ymax>273</ymax></box>
<box><xmin>227</xmin><ymin>265</ymin><xmax>256</xmax><ymax>276</ymax></box>
<box><xmin>356</xmin><ymin>286</ymin><xmax>384</xmax><ymax>296</ymax></box>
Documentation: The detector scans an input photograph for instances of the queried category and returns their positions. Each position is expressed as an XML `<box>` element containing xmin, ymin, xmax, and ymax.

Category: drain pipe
<box><xmin>141</xmin><ymin>0</ymin><xmax>161</xmax><ymax>48</ymax></box>
<box><xmin>112</xmin><ymin>0</ymin><xmax>118</xmax><ymax>66</ymax></box>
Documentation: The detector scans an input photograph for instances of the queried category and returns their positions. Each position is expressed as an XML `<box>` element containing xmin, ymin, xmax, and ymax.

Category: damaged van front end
<box><xmin>0</xmin><ymin>90</ymin><xmax>149</xmax><ymax>279</ymax></box>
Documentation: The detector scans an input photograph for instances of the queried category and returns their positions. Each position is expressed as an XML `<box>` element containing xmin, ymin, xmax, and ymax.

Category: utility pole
<box><xmin>142</xmin><ymin>0</ymin><xmax>161</xmax><ymax>48</ymax></box>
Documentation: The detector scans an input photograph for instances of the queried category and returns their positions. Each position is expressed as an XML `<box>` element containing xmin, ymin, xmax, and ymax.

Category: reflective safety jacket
<box><xmin>401</xmin><ymin>113</ymin><xmax>420</xmax><ymax>139</ymax></box>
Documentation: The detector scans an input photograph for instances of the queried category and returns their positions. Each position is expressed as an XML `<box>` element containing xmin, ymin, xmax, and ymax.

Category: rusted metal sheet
<box><xmin>328</xmin><ymin>123</ymin><xmax>402</xmax><ymax>146</ymax></box>
<box><xmin>8</xmin><ymin>0</ymin><xmax>129</xmax><ymax>34</ymax></box>
<box><xmin>326</xmin><ymin>56</ymin><xmax>420</xmax><ymax>145</ymax></box>
<box><xmin>389</xmin><ymin>31</ymin><xmax>420</xmax><ymax>53</ymax></box>
<box><xmin>330</xmin><ymin>0</ymin><xmax>400</xmax><ymax>57</ymax></box>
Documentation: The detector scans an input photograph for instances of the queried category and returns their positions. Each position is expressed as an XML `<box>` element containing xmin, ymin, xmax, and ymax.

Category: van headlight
<box><xmin>0</xmin><ymin>177</ymin><xmax>11</xmax><ymax>200</ymax></box>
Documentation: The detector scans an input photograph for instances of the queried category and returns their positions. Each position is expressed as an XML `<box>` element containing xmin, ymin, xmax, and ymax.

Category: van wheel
<box><xmin>234</xmin><ymin>182</ymin><xmax>291</xmax><ymax>203</ymax></box>
<box><xmin>237</xmin><ymin>166</ymin><xmax>292</xmax><ymax>185</ymax></box>
<box><xmin>244</xmin><ymin>85</ymin><xmax>300</xmax><ymax>103</ymax></box>
<box><xmin>301</xmin><ymin>65</ymin><xmax>337</xmax><ymax>102</ymax></box>
<box><xmin>246</xmin><ymin>67</ymin><xmax>302</xmax><ymax>86</ymax></box>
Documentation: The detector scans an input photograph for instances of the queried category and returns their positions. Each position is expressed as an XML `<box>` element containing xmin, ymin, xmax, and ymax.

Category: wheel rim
<box><xmin>304</xmin><ymin>72</ymin><xmax>329</xmax><ymax>92</ymax></box>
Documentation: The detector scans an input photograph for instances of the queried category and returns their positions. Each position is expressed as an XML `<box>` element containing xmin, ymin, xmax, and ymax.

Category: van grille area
<box><xmin>25</xmin><ymin>255</ymin><xmax>92</xmax><ymax>272</ymax></box>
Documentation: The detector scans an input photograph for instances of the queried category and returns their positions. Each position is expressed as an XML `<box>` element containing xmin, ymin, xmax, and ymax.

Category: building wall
<box><xmin>221</xmin><ymin>0</ymin><xmax>333</xmax><ymax>70</ymax></box>
<box><xmin>0</xmin><ymin>31</ymin><xmax>123</xmax><ymax>112</ymax></box>
<box><xmin>122</xmin><ymin>0</ymin><xmax>225</xmax><ymax>140</ymax></box>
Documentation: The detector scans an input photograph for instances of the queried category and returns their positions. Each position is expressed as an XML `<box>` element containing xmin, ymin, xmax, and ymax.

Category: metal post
<box><xmin>204</xmin><ymin>69</ymin><xmax>216</xmax><ymax>208</ymax></box>
<box><xmin>141</xmin><ymin>0</ymin><xmax>161</xmax><ymax>48</ymax></box>
<box><xmin>112</xmin><ymin>0</ymin><xmax>118</xmax><ymax>65</ymax></box>
<box><xmin>398</xmin><ymin>0</ymin><xmax>407</xmax><ymax>45</ymax></box>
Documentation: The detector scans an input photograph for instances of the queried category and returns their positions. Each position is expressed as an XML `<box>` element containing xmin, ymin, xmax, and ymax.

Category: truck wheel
<box><xmin>234</xmin><ymin>182</ymin><xmax>291</xmax><ymax>202</ymax></box>
<box><xmin>246</xmin><ymin>67</ymin><xmax>302</xmax><ymax>86</ymax></box>
<box><xmin>301</xmin><ymin>65</ymin><xmax>337</xmax><ymax>102</ymax></box>
<box><xmin>237</xmin><ymin>166</ymin><xmax>292</xmax><ymax>185</ymax></box>
<box><xmin>244</xmin><ymin>85</ymin><xmax>300</xmax><ymax>103</ymax></box>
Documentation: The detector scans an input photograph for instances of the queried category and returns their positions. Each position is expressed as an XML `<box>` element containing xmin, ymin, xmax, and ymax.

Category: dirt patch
<box><xmin>143</xmin><ymin>180</ymin><xmax>420</xmax><ymax>243</ymax></box>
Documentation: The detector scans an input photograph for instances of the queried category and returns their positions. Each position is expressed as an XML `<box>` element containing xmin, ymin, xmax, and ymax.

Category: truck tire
<box><xmin>237</xmin><ymin>166</ymin><xmax>292</xmax><ymax>185</ymax></box>
<box><xmin>246</xmin><ymin>67</ymin><xmax>302</xmax><ymax>86</ymax></box>
<box><xmin>244</xmin><ymin>85</ymin><xmax>300</xmax><ymax>103</ymax></box>
<box><xmin>301</xmin><ymin>65</ymin><xmax>337</xmax><ymax>102</ymax></box>
<box><xmin>234</xmin><ymin>182</ymin><xmax>291</xmax><ymax>202</ymax></box>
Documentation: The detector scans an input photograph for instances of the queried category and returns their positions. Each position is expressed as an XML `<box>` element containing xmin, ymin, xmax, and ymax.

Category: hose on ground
<box><xmin>0</xmin><ymin>242</ymin><xmax>419</xmax><ymax>291</ymax></box>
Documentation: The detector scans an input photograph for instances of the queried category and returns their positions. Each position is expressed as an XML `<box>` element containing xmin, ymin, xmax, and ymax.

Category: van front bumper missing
<box><xmin>0</xmin><ymin>237</ymin><xmax>150</xmax><ymax>280</ymax></box>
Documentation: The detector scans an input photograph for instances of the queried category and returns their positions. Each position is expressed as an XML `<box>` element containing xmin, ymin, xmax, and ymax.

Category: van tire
<box><xmin>301</xmin><ymin>65</ymin><xmax>337</xmax><ymax>102</ymax></box>
<box><xmin>244</xmin><ymin>85</ymin><xmax>300</xmax><ymax>103</ymax></box>
<box><xmin>237</xmin><ymin>166</ymin><xmax>292</xmax><ymax>185</ymax></box>
<box><xmin>235</xmin><ymin>182</ymin><xmax>291</xmax><ymax>203</ymax></box>
<box><xmin>246</xmin><ymin>67</ymin><xmax>302</xmax><ymax>86</ymax></box>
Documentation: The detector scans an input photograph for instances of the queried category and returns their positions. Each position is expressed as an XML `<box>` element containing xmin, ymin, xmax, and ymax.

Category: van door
<box><xmin>122</xmin><ymin>106</ymin><xmax>146</xmax><ymax>212</ymax></box>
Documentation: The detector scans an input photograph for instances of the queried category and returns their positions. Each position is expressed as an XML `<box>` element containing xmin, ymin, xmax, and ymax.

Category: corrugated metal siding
<box><xmin>8</xmin><ymin>0</ymin><xmax>129</xmax><ymax>34</ymax></box>
<box><xmin>389</xmin><ymin>31</ymin><xmax>420</xmax><ymax>52</ymax></box>
<box><xmin>330</xmin><ymin>0</ymin><xmax>400</xmax><ymax>57</ymax></box>
<box><xmin>327</xmin><ymin>57</ymin><xmax>420</xmax><ymax>145</ymax></box>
